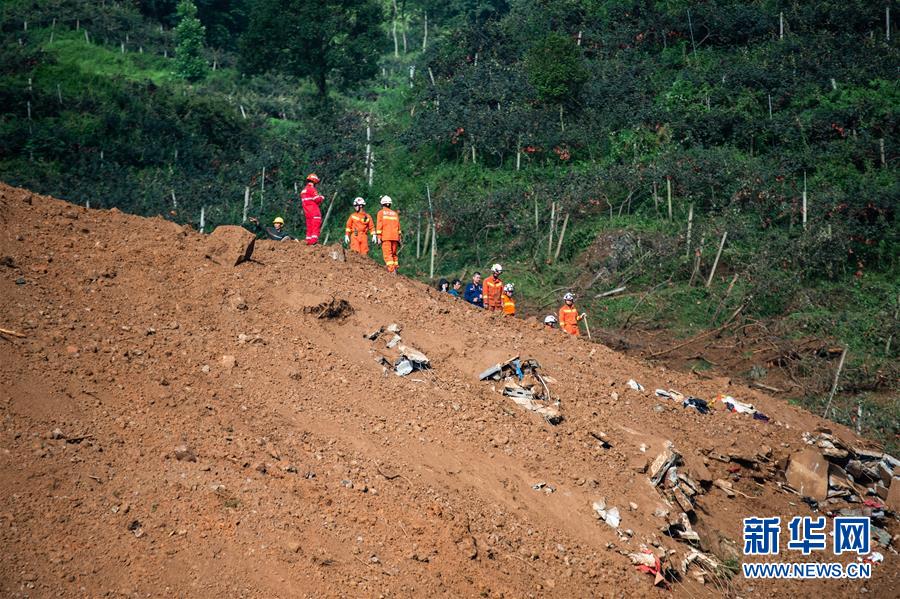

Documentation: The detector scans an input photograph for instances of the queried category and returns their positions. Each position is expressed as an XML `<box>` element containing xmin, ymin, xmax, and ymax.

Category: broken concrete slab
<box><xmin>205</xmin><ymin>225</ymin><xmax>256</xmax><ymax>266</ymax></box>
<box><xmin>886</xmin><ymin>477</ymin><xmax>900</xmax><ymax>512</ymax></box>
<box><xmin>649</xmin><ymin>447</ymin><xmax>681</xmax><ymax>487</ymax></box>
<box><xmin>785</xmin><ymin>449</ymin><xmax>829</xmax><ymax>501</ymax></box>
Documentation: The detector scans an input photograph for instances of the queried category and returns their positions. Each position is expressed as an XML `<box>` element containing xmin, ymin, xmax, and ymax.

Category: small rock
<box><xmin>286</xmin><ymin>540</ymin><xmax>302</xmax><ymax>553</ymax></box>
<box><xmin>221</xmin><ymin>355</ymin><xmax>237</xmax><ymax>369</ymax></box>
<box><xmin>201</xmin><ymin>364</ymin><xmax>211</xmax><ymax>373</ymax></box>
<box><xmin>66</xmin><ymin>345</ymin><xmax>79</xmax><ymax>354</ymax></box>
<box><xmin>49</xmin><ymin>428</ymin><xmax>66</xmax><ymax>440</ymax></box>
<box><xmin>174</xmin><ymin>445</ymin><xmax>197</xmax><ymax>462</ymax></box>
<box><xmin>15</xmin><ymin>277</ymin><xmax>26</xmax><ymax>285</ymax></box>
<box><xmin>629</xmin><ymin>502</ymin><xmax>638</xmax><ymax>511</ymax></box>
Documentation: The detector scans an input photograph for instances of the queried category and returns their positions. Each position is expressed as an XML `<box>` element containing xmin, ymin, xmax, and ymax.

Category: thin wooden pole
<box><xmin>685</xmin><ymin>203</ymin><xmax>694</xmax><ymax>258</ymax></box>
<box><xmin>365</xmin><ymin>114</ymin><xmax>372</xmax><ymax>187</ymax></box>
<box><xmin>171</xmin><ymin>190</ymin><xmax>178</xmax><ymax>210</ymax></box>
<box><xmin>416</xmin><ymin>212</ymin><xmax>421</xmax><ymax>259</ymax></box>
<box><xmin>422</xmin><ymin>12</ymin><xmax>428</xmax><ymax>51</ymax></box>
<box><xmin>422</xmin><ymin>217</ymin><xmax>431</xmax><ymax>254</ymax></box>
<box><xmin>779</xmin><ymin>12</ymin><xmax>784</xmax><ymax>39</ymax></box>
<box><xmin>548</xmin><ymin>201</ymin><xmax>556</xmax><ymax>260</ymax></box>
<box><xmin>887</xmin><ymin>6</ymin><xmax>891</xmax><ymax>41</ymax></box>
<box><xmin>666</xmin><ymin>177</ymin><xmax>673</xmax><ymax>221</ymax></box>
<box><xmin>690</xmin><ymin>236</ymin><xmax>704</xmax><ymax>286</ymax></box>
<box><xmin>768</xmin><ymin>94</ymin><xmax>773</xmax><ymax>119</ymax></box>
<box><xmin>199</xmin><ymin>206</ymin><xmax>206</xmax><ymax>233</ymax></box>
<box><xmin>822</xmin><ymin>347</ymin><xmax>848</xmax><ymax>418</ymax></box>
<box><xmin>705</xmin><ymin>231</ymin><xmax>728</xmax><ymax>288</ymax></box>
<box><xmin>553</xmin><ymin>212</ymin><xmax>570</xmax><ymax>262</ymax></box>
<box><xmin>880</xmin><ymin>138</ymin><xmax>885</xmax><ymax>167</ymax></box>
<box><xmin>711</xmin><ymin>273</ymin><xmax>738</xmax><ymax>323</ymax></box>
<box><xmin>802</xmin><ymin>171</ymin><xmax>808</xmax><ymax>230</ymax></box>
<box><xmin>653</xmin><ymin>181</ymin><xmax>659</xmax><ymax>216</ymax></box>
<box><xmin>429</xmin><ymin>222</ymin><xmax>436</xmax><ymax>279</ymax></box>
<box><xmin>242</xmin><ymin>187</ymin><xmax>250</xmax><ymax>223</ymax></box>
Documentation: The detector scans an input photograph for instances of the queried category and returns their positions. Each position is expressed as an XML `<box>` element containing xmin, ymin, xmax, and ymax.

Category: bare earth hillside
<box><xmin>0</xmin><ymin>183</ymin><xmax>896</xmax><ymax>597</ymax></box>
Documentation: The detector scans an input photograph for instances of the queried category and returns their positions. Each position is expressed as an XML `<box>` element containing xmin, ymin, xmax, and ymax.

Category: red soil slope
<box><xmin>0</xmin><ymin>183</ymin><xmax>896</xmax><ymax>597</ymax></box>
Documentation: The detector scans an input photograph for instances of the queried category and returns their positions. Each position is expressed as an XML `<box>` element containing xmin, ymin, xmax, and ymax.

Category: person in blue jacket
<box><xmin>464</xmin><ymin>272</ymin><xmax>484</xmax><ymax>307</ymax></box>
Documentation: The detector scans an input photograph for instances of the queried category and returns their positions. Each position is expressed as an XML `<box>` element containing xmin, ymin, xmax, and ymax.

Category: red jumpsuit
<box><xmin>301</xmin><ymin>182</ymin><xmax>324</xmax><ymax>245</ymax></box>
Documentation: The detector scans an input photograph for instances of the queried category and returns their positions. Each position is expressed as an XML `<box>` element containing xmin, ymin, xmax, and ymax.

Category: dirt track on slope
<box><xmin>0</xmin><ymin>183</ymin><xmax>896</xmax><ymax>597</ymax></box>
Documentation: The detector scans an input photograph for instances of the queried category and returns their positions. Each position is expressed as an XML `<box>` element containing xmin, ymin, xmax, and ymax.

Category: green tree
<box><xmin>240</xmin><ymin>0</ymin><xmax>384</xmax><ymax>98</ymax></box>
<box><xmin>524</xmin><ymin>31</ymin><xmax>587</xmax><ymax>104</ymax></box>
<box><xmin>174</xmin><ymin>0</ymin><xmax>207</xmax><ymax>81</ymax></box>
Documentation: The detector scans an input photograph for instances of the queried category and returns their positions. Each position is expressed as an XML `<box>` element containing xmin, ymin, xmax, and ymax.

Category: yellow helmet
<box><xmin>273</xmin><ymin>217</ymin><xmax>285</xmax><ymax>225</ymax></box>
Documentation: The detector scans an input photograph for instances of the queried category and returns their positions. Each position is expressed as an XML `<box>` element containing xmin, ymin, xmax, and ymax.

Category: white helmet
<box><xmin>353</xmin><ymin>197</ymin><xmax>365</xmax><ymax>206</ymax></box>
<box><xmin>563</xmin><ymin>292</ymin><xmax>575</xmax><ymax>302</ymax></box>
<box><xmin>491</xmin><ymin>263</ymin><xmax>503</xmax><ymax>274</ymax></box>
<box><xmin>503</xmin><ymin>283</ymin><xmax>514</xmax><ymax>294</ymax></box>
<box><xmin>544</xmin><ymin>314</ymin><xmax>557</xmax><ymax>324</ymax></box>
<box><xmin>380</xmin><ymin>195</ymin><xmax>392</xmax><ymax>206</ymax></box>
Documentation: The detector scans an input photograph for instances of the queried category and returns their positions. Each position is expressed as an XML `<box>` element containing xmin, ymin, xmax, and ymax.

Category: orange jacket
<box><xmin>376</xmin><ymin>208</ymin><xmax>401</xmax><ymax>241</ymax></box>
<box><xmin>502</xmin><ymin>293</ymin><xmax>515</xmax><ymax>316</ymax></box>
<box><xmin>345</xmin><ymin>211</ymin><xmax>374</xmax><ymax>236</ymax></box>
<box><xmin>483</xmin><ymin>276</ymin><xmax>504</xmax><ymax>310</ymax></box>
<box><xmin>559</xmin><ymin>304</ymin><xmax>581</xmax><ymax>335</ymax></box>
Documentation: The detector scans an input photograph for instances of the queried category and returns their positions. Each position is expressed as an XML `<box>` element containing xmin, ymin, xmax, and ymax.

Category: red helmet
<box><xmin>306</xmin><ymin>173</ymin><xmax>320</xmax><ymax>184</ymax></box>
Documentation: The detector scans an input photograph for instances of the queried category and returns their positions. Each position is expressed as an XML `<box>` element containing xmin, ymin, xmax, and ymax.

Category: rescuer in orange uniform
<box><xmin>300</xmin><ymin>173</ymin><xmax>324</xmax><ymax>245</ymax></box>
<box><xmin>344</xmin><ymin>197</ymin><xmax>374</xmax><ymax>255</ymax></box>
<box><xmin>501</xmin><ymin>283</ymin><xmax>516</xmax><ymax>316</ymax></box>
<box><xmin>375</xmin><ymin>195</ymin><xmax>401</xmax><ymax>272</ymax></box>
<box><xmin>558</xmin><ymin>292</ymin><xmax>585</xmax><ymax>336</ymax></box>
<box><xmin>482</xmin><ymin>264</ymin><xmax>504</xmax><ymax>311</ymax></box>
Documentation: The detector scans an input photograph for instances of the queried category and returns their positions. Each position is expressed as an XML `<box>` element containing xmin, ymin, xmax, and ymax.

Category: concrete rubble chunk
<box><xmin>592</xmin><ymin>499</ymin><xmax>621</xmax><ymax>529</ymax></box>
<box><xmin>681</xmin><ymin>549</ymin><xmax>723</xmax><ymax>576</ymax></box>
<box><xmin>885</xmin><ymin>477</ymin><xmax>900</xmax><ymax>512</ymax></box>
<box><xmin>386</xmin><ymin>334</ymin><xmax>402</xmax><ymax>349</ymax></box>
<box><xmin>205</xmin><ymin>225</ymin><xmax>255</xmax><ymax>266</ymax></box>
<box><xmin>785</xmin><ymin>449</ymin><xmax>829</xmax><ymax>501</ymax></box>
<box><xmin>713</xmin><ymin>479</ymin><xmax>735</xmax><ymax>498</ymax></box>
<box><xmin>649</xmin><ymin>446</ymin><xmax>681</xmax><ymax>486</ymax></box>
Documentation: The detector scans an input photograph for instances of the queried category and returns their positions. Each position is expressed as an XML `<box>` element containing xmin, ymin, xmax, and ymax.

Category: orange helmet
<box><xmin>306</xmin><ymin>173</ymin><xmax>320</xmax><ymax>184</ymax></box>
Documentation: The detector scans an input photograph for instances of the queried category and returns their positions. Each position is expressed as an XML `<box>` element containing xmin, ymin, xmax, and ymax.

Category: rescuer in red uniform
<box><xmin>301</xmin><ymin>173</ymin><xmax>324</xmax><ymax>245</ymax></box>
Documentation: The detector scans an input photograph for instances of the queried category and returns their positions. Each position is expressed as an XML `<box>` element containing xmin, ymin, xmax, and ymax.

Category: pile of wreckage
<box><xmin>783</xmin><ymin>427</ymin><xmax>898</xmax><ymax>546</ymax></box>
<box><xmin>478</xmin><ymin>356</ymin><xmax>562</xmax><ymax>424</ymax></box>
<box><xmin>364</xmin><ymin>324</ymin><xmax>431</xmax><ymax>376</ymax></box>
<box><xmin>588</xmin><ymin>441</ymin><xmax>730</xmax><ymax>587</ymax></box>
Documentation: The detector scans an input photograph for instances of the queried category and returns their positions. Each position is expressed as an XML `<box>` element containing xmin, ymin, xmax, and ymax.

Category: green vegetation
<box><xmin>0</xmin><ymin>0</ymin><xmax>897</xmax><ymax>447</ymax></box>
<box><xmin>174</xmin><ymin>0</ymin><xmax>206</xmax><ymax>81</ymax></box>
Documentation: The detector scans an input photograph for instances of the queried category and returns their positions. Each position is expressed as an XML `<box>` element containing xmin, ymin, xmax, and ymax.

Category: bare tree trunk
<box><xmin>705</xmin><ymin>231</ymin><xmax>728</xmax><ymax>288</ymax></box>
<box><xmin>822</xmin><ymin>347</ymin><xmax>847</xmax><ymax>418</ymax></box>
<box><xmin>422</xmin><ymin>12</ymin><xmax>428</xmax><ymax>51</ymax></box>
<box><xmin>801</xmin><ymin>171</ymin><xmax>808</xmax><ymax>229</ymax></box>
<box><xmin>685</xmin><ymin>203</ymin><xmax>694</xmax><ymax>258</ymax></box>
<box><xmin>391</xmin><ymin>0</ymin><xmax>399</xmax><ymax>58</ymax></box>
<box><xmin>547</xmin><ymin>201</ymin><xmax>556</xmax><ymax>261</ymax></box>
<box><xmin>666</xmin><ymin>177</ymin><xmax>673</xmax><ymax>221</ymax></box>
<box><xmin>553</xmin><ymin>212</ymin><xmax>569</xmax><ymax>262</ymax></box>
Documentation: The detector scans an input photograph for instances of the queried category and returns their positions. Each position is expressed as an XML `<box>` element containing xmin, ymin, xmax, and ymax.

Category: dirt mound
<box><xmin>0</xmin><ymin>182</ymin><xmax>896</xmax><ymax>597</ymax></box>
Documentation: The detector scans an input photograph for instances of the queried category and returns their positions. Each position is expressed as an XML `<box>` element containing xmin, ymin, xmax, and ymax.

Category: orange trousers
<box><xmin>349</xmin><ymin>233</ymin><xmax>369</xmax><ymax>255</ymax></box>
<box><xmin>381</xmin><ymin>240</ymin><xmax>399</xmax><ymax>272</ymax></box>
